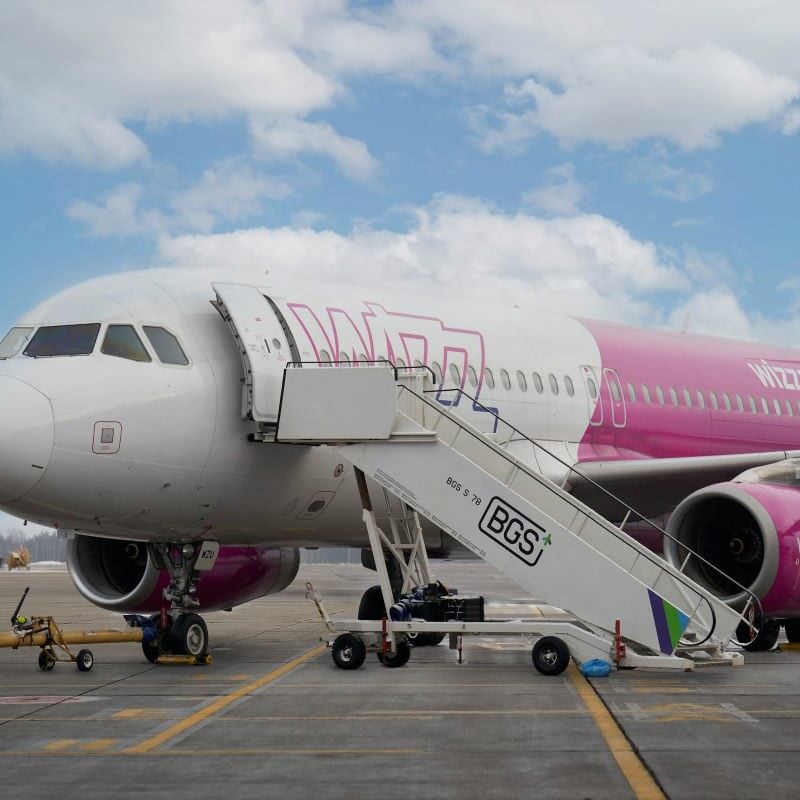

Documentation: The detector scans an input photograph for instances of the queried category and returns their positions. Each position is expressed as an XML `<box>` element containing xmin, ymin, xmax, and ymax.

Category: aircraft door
<box><xmin>580</xmin><ymin>365</ymin><xmax>603</xmax><ymax>426</ymax></box>
<box><xmin>603</xmin><ymin>368</ymin><xmax>627</xmax><ymax>428</ymax></box>
<box><xmin>213</xmin><ymin>283</ymin><xmax>292</xmax><ymax>423</ymax></box>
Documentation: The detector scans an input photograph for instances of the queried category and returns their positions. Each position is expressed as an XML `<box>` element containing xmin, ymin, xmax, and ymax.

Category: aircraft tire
<box><xmin>357</xmin><ymin>585</ymin><xmax>385</xmax><ymax>620</ymax></box>
<box><xmin>785</xmin><ymin>619</ymin><xmax>800</xmax><ymax>643</ymax></box>
<box><xmin>331</xmin><ymin>634</ymin><xmax>366</xmax><ymax>670</ymax></box>
<box><xmin>531</xmin><ymin>636</ymin><xmax>570</xmax><ymax>676</ymax></box>
<box><xmin>737</xmin><ymin>618</ymin><xmax>780</xmax><ymax>651</ymax></box>
<box><xmin>172</xmin><ymin>613</ymin><xmax>209</xmax><ymax>658</ymax></box>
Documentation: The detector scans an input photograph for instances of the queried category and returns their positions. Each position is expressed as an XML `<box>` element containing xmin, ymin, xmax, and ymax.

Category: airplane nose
<box><xmin>0</xmin><ymin>377</ymin><xmax>54</xmax><ymax>504</ymax></box>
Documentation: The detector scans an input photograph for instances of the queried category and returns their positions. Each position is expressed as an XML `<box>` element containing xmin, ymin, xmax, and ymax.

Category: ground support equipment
<box><xmin>280</xmin><ymin>365</ymin><xmax>754</xmax><ymax>675</ymax></box>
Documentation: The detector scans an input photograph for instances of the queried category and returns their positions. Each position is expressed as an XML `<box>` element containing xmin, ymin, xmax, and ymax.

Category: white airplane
<box><xmin>2</xmin><ymin>267</ymin><xmax>799</xmax><ymax>657</ymax></box>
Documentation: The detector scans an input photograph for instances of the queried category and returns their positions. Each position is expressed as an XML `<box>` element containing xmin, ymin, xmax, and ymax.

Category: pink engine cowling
<box><xmin>66</xmin><ymin>535</ymin><xmax>300</xmax><ymax>613</ymax></box>
<box><xmin>665</xmin><ymin>481</ymin><xmax>800</xmax><ymax>616</ymax></box>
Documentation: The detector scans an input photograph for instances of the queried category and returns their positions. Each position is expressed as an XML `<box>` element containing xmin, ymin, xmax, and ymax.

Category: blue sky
<box><xmin>3</xmin><ymin>1</ymin><xmax>800</xmax><ymax>346</ymax></box>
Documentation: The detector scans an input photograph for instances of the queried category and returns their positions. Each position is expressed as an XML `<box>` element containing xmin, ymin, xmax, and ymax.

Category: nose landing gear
<box><xmin>145</xmin><ymin>541</ymin><xmax>218</xmax><ymax>664</ymax></box>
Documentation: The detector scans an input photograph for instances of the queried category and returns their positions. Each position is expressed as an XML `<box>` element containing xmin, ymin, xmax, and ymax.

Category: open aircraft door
<box><xmin>213</xmin><ymin>283</ymin><xmax>293</xmax><ymax>424</ymax></box>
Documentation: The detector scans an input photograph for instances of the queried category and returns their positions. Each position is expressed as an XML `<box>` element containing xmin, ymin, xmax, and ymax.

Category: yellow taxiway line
<box><xmin>123</xmin><ymin>644</ymin><xmax>325</xmax><ymax>755</ymax></box>
<box><xmin>567</xmin><ymin>663</ymin><xmax>666</xmax><ymax>800</ymax></box>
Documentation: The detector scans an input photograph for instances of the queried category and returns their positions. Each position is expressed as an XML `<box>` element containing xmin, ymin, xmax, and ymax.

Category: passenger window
<box><xmin>642</xmin><ymin>384</ymin><xmax>651</xmax><ymax>403</ymax></box>
<box><xmin>467</xmin><ymin>365</ymin><xmax>478</xmax><ymax>388</ymax></box>
<box><xmin>449</xmin><ymin>363</ymin><xmax>461</xmax><ymax>386</ymax></box>
<box><xmin>548</xmin><ymin>373</ymin><xmax>559</xmax><ymax>395</ymax></box>
<box><xmin>517</xmin><ymin>370</ymin><xmax>528</xmax><ymax>392</ymax></box>
<box><xmin>533</xmin><ymin>372</ymin><xmax>544</xmax><ymax>394</ymax></box>
<box><xmin>500</xmin><ymin>369</ymin><xmax>512</xmax><ymax>391</ymax></box>
<box><xmin>24</xmin><ymin>323</ymin><xmax>101</xmax><ymax>357</ymax></box>
<box><xmin>432</xmin><ymin>361</ymin><xmax>443</xmax><ymax>384</ymax></box>
<box><xmin>774</xmin><ymin>398</ymin><xmax>782</xmax><ymax>416</ymax></box>
<box><xmin>748</xmin><ymin>396</ymin><xmax>757</xmax><ymax>413</ymax></box>
<box><xmin>396</xmin><ymin>357</ymin><xmax>406</xmax><ymax>369</ymax></box>
<box><xmin>735</xmin><ymin>395</ymin><xmax>744</xmax><ymax>412</ymax></box>
<box><xmin>683</xmin><ymin>388</ymin><xmax>692</xmax><ymax>408</ymax></box>
<box><xmin>709</xmin><ymin>392</ymin><xmax>718</xmax><ymax>411</ymax></box>
<box><xmin>339</xmin><ymin>352</ymin><xmax>350</xmax><ymax>364</ymax></box>
<box><xmin>696</xmin><ymin>390</ymin><xmax>705</xmax><ymax>409</ymax></box>
<box><xmin>358</xmin><ymin>353</ymin><xmax>369</xmax><ymax>364</ymax></box>
<box><xmin>627</xmin><ymin>382</ymin><xmax>636</xmax><ymax>403</ymax></box>
<box><xmin>565</xmin><ymin>376</ymin><xmax>575</xmax><ymax>397</ymax></box>
<box><xmin>655</xmin><ymin>385</ymin><xmax>664</xmax><ymax>405</ymax></box>
<box><xmin>0</xmin><ymin>326</ymin><xmax>34</xmax><ymax>358</ymax></box>
<box><xmin>669</xmin><ymin>387</ymin><xmax>678</xmax><ymax>406</ymax></box>
<box><xmin>786</xmin><ymin>400</ymin><xmax>794</xmax><ymax>417</ymax></box>
<box><xmin>761</xmin><ymin>397</ymin><xmax>769</xmax><ymax>414</ymax></box>
<box><xmin>414</xmin><ymin>359</ymin><xmax>423</xmax><ymax>368</ymax></box>
<box><xmin>484</xmin><ymin>367</ymin><xmax>495</xmax><ymax>389</ymax></box>
<box><xmin>723</xmin><ymin>393</ymin><xmax>732</xmax><ymax>411</ymax></box>
<box><xmin>143</xmin><ymin>326</ymin><xmax>189</xmax><ymax>366</ymax></box>
<box><xmin>101</xmin><ymin>325</ymin><xmax>151</xmax><ymax>363</ymax></box>
<box><xmin>319</xmin><ymin>349</ymin><xmax>331</xmax><ymax>366</ymax></box>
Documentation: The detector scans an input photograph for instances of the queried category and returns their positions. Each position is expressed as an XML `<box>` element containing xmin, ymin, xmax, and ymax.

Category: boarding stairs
<box><xmin>273</xmin><ymin>364</ymin><xmax>755</xmax><ymax>669</ymax></box>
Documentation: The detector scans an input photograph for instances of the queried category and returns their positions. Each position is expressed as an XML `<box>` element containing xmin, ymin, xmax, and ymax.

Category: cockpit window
<box><xmin>143</xmin><ymin>326</ymin><xmax>189</xmax><ymax>365</ymax></box>
<box><xmin>24</xmin><ymin>324</ymin><xmax>100</xmax><ymax>357</ymax></box>
<box><xmin>0</xmin><ymin>327</ymin><xmax>34</xmax><ymax>358</ymax></box>
<box><xmin>101</xmin><ymin>325</ymin><xmax>151</xmax><ymax>363</ymax></box>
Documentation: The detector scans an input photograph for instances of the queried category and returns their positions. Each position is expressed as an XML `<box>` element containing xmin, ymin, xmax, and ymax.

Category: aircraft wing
<box><xmin>566</xmin><ymin>449</ymin><xmax>800</xmax><ymax>521</ymax></box>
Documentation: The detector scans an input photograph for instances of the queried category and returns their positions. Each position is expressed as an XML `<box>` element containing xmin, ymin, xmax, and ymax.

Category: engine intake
<box><xmin>665</xmin><ymin>482</ymin><xmax>796</xmax><ymax>614</ymax></box>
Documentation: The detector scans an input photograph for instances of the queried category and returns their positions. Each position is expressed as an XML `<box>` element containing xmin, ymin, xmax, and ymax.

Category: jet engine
<box><xmin>664</xmin><ymin>478</ymin><xmax>800</xmax><ymax>616</ymax></box>
<box><xmin>66</xmin><ymin>535</ymin><xmax>300</xmax><ymax>613</ymax></box>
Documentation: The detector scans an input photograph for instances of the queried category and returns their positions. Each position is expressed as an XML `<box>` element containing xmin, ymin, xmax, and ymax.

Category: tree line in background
<box><xmin>0</xmin><ymin>529</ymin><xmax>65</xmax><ymax>564</ymax></box>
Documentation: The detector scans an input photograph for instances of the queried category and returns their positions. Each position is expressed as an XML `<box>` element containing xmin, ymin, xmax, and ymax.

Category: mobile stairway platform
<box><xmin>269</xmin><ymin>364</ymin><xmax>758</xmax><ymax>675</ymax></box>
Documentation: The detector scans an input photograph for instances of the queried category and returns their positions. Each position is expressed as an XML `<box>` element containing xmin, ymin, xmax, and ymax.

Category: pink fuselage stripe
<box><xmin>577</xmin><ymin>318</ymin><xmax>800</xmax><ymax>462</ymax></box>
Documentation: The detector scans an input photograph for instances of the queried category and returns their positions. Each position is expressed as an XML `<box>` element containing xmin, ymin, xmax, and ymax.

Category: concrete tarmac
<box><xmin>0</xmin><ymin>562</ymin><xmax>799</xmax><ymax>800</ymax></box>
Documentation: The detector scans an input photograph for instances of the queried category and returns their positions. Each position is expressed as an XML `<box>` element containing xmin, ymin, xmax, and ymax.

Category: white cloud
<box><xmin>5</xmin><ymin>1</ymin><xmax>800</xmax><ymax>171</ymax></box>
<box><xmin>156</xmin><ymin>191</ymin><xmax>800</xmax><ymax>345</ymax></box>
<box><xmin>68</xmin><ymin>161</ymin><xmax>290</xmax><ymax>237</ymax></box>
<box><xmin>251</xmin><ymin>118</ymin><xmax>378</xmax><ymax>181</ymax></box>
<box><xmin>523</xmin><ymin>163</ymin><xmax>588</xmax><ymax>215</ymax></box>
<box><xmin>67</xmin><ymin>184</ymin><xmax>162</xmax><ymax>237</ymax></box>
<box><xmin>158</xmin><ymin>194</ymin><xmax>687</xmax><ymax>322</ymax></box>
<box><xmin>475</xmin><ymin>46</ymin><xmax>796</xmax><ymax>152</ymax></box>
<box><xmin>170</xmin><ymin>160</ymin><xmax>291</xmax><ymax>233</ymax></box>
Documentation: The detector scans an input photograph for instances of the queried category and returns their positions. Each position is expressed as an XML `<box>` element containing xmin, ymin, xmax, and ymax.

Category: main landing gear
<box><xmin>736</xmin><ymin>616</ymin><xmax>780</xmax><ymax>652</ymax></box>
<box><xmin>142</xmin><ymin>541</ymin><xmax>216</xmax><ymax>663</ymax></box>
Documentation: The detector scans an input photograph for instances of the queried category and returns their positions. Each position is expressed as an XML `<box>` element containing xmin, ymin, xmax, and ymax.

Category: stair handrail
<box><xmin>401</xmin><ymin>382</ymin><xmax>762</xmax><ymax>647</ymax></box>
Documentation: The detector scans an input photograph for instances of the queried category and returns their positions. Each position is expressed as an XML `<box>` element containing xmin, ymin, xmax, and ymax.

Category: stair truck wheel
<box><xmin>357</xmin><ymin>585</ymin><xmax>385</xmax><ymax>620</ymax></box>
<box><xmin>331</xmin><ymin>634</ymin><xmax>367</xmax><ymax>670</ymax></box>
<box><xmin>784</xmin><ymin>619</ymin><xmax>800</xmax><ymax>643</ymax></box>
<box><xmin>737</xmin><ymin>617</ymin><xmax>780</xmax><ymax>651</ymax></box>
<box><xmin>377</xmin><ymin>638</ymin><xmax>411</xmax><ymax>668</ymax></box>
<box><xmin>76</xmin><ymin>649</ymin><xmax>94</xmax><ymax>672</ymax></box>
<box><xmin>171</xmin><ymin>613</ymin><xmax>209</xmax><ymax>658</ymax></box>
<box><xmin>531</xmin><ymin>636</ymin><xmax>571</xmax><ymax>676</ymax></box>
